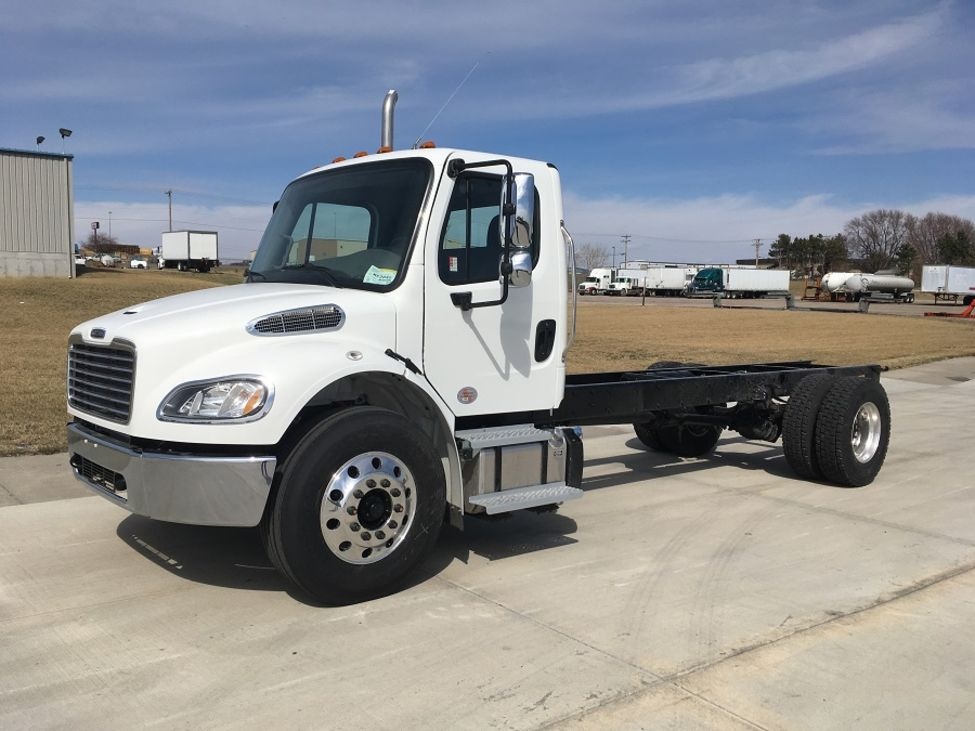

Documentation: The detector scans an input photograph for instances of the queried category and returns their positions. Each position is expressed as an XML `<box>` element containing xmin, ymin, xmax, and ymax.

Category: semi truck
<box><xmin>66</xmin><ymin>91</ymin><xmax>891</xmax><ymax>605</ymax></box>
<box><xmin>578</xmin><ymin>267</ymin><xmax>614</xmax><ymax>295</ymax></box>
<box><xmin>159</xmin><ymin>230</ymin><xmax>219</xmax><ymax>272</ymax></box>
<box><xmin>686</xmin><ymin>267</ymin><xmax>790</xmax><ymax>298</ymax></box>
<box><xmin>921</xmin><ymin>265</ymin><xmax>975</xmax><ymax>305</ymax></box>
<box><xmin>607</xmin><ymin>266</ymin><xmax>697</xmax><ymax>296</ymax></box>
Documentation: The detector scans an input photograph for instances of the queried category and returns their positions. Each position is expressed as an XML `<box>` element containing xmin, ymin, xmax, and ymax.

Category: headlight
<box><xmin>158</xmin><ymin>377</ymin><xmax>272</xmax><ymax>423</ymax></box>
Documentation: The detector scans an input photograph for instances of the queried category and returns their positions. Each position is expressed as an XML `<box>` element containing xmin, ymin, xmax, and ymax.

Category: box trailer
<box><xmin>921</xmin><ymin>265</ymin><xmax>975</xmax><ymax>305</ymax></box>
<box><xmin>160</xmin><ymin>230</ymin><xmax>219</xmax><ymax>272</ymax></box>
<box><xmin>66</xmin><ymin>91</ymin><xmax>891</xmax><ymax>605</ymax></box>
<box><xmin>645</xmin><ymin>266</ymin><xmax>697</xmax><ymax>296</ymax></box>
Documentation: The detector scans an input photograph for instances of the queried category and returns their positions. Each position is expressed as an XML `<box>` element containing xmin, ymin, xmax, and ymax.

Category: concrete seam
<box><xmin>0</xmin><ymin>480</ymin><xmax>24</xmax><ymax>505</ymax></box>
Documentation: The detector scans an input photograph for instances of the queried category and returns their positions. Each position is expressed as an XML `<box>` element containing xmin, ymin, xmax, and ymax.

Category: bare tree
<box><xmin>907</xmin><ymin>212</ymin><xmax>975</xmax><ymax>264</ymax></box>
<box><xmin>843</xmin><ymin>209</ymin><xmax>914</xmax><ymax>273</ymax></box>
<box><xmin>575</xmin><ymin>243</ymin><xmax>610</xmax><ymax>271</ymax></box>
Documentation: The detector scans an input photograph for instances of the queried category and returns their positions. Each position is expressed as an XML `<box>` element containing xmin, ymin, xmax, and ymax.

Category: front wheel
<box><xmin>262</xmin><ymin>407</ymin><xmax>446</xmax><ymax>604</ymax></box>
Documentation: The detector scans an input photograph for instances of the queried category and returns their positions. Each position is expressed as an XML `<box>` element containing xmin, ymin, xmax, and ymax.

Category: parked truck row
<box><xmin>579</xmin><ymin>264</ymin><xmax>790</xmax><ymax>298</ymax></box>
<box><xmin>66</xmin><ymin>91</ymin><xmax>892</xmax><ymax>605</ymax></box>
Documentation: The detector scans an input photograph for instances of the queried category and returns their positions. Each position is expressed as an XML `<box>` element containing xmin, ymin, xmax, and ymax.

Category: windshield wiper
<box><xmin>246</xmin><ymin>270</ymin><xmax>268</xmax><ymax>282</ymax></box>
<box><xmin>280</xmin><ymin>263</ymin><xmax>344</xmax><ymax>288</ymax></box>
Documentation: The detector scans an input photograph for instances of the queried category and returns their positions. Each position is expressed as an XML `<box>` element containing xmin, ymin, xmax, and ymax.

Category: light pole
<box><xmin>165</xmin><ymin>190</ymin><xmax>173</xmax><ymax>232</ymax></box>
<box><xmin>612</xmin><ymin>246</ymin><xmax>616</xmax><ymax>268</ymax></box>
<box><xmin>35</xmin><ymin>136</ymin><xmax>45</xmax><ymax>150</ymax></box>
<box><xmin>109</xmin><ymin>211</ymin><xmax>112</xmax><ymax>240</ymax></box>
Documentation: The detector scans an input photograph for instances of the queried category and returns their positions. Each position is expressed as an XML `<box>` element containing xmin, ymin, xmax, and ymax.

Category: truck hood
<box><xmin>71</xmin><ymin>283</ymin><xmax>396</xmax><ymax>350</ymax></box>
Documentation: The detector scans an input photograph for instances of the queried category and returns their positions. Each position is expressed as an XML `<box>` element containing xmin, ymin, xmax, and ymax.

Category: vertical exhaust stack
<box><xmin>381</xmin><ymin>90</ymin><xmax>398</xmax><ymax>152</ymax></box>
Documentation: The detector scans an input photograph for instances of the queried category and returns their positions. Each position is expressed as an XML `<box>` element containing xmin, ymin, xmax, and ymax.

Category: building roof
<box><xmin>0</xmin><ymin>147</ymin><xmax>74</xmax><ymax>161</ymax></box>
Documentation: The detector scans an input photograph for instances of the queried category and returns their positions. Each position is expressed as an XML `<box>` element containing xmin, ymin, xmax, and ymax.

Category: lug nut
<box><xmin>393</xmin><ymin>504</ymin><xmax>404</xmax><ymax>513</ymax></box>
<box><xmin>353</xmin><ymin>489</ymin><xmax>364</xmax><ymax>499</ymax></box>
<box><xmin>329</xmin><ymin>489</ymin><xmax>343</xmax><ymax>502</ymax></box>
<box><xmin>390</xmin><ymin>488</ymin><xmax>401</xmax><ymax>498</ymax></box>
<box><xmin>347</xmin><ymin>506</ymin><xmax>357</xmax><ymax>515</ymax></box>
<box><xmin>388</xmin><ymin>520</ymin><xmax>398</xmax><ymax>529</ymax></box>
<box><xmin>375</xmin><ymin>530</ymin><xmax>386</xmax><ymax>540</ymax></box>
<box><xmin>381</xmin><ymin>479</ymin><xmax>390</xmax><ymax>488</ymax></box>
<box><xmin>350</xmin><ymin>522</ymin><xmax>360</xmax><ymax>532</ymax></box>
<box><xmin>366</xmin><ymin>479</ymin><xmax>376</xmax><ymax>488</ymax></box>
<box><xmin>361</xmin><ymin>532</ymin><xmax>371</xmax><ymax>541</ymax></box>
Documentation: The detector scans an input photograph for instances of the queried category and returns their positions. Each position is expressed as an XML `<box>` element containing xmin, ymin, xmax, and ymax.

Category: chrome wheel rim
<box><xmin>851</xmin><ymin>402</ymin><xmax>882</xmax><ymax>464</ymax></box>
<box><xmin>320</xmin><ymin>451</ymin><xmax>416</xmax><ymax>565</ymax></box>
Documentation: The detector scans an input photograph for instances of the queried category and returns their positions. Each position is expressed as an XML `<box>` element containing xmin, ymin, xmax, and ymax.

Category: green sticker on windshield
<box><xmin>363</xmin><ymin>265</ymin><xmax>397</xmax><ymax>285</ymax></box>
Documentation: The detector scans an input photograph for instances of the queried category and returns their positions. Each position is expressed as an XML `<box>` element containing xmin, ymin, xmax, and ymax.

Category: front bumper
<box><xmin>67</xmin><ymin>422</ymin><xmax>276</xmax><ymax>527</ymax></box>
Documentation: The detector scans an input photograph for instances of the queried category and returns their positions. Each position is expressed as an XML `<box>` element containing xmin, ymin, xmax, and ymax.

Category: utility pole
<box><xmin>165</xmin><ymin>190</ymin><xmax>173</xmax><ymax>232</ymax></box>
<box><xmin>612</xmin><ymin>246</ymin><xmax>616</xmax><ymax>268</ymax></box>
<box><xmin>108</xmin><ymin>211</ymin><xmax>112</xmax><ymax>240</ymax></box>
<box><xmin>621</xmin><ymin>234</ymin><xmax>631</xmax><ymax>267</ymax></box>
<box><xmin>753</xmin><ymin>238</ymin><xmax>762</xmax><ymax>267</ymax></box>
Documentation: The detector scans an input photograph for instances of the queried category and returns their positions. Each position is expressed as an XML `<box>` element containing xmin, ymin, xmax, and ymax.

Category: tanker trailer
<box><xmin>821</xmin><ymin>272</ymin><xmax>915</xmax><ymax>303</ymax></box>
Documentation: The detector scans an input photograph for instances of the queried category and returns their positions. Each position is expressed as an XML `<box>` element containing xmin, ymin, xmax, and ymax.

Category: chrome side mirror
<box><xmin>503</xmin><ymin>173</ymin><xmax>535</xmax><ymax>250</ymax></box>
<box><xmin>508</xmin><ymin>249</ymin><xmax>532</xmax><ymax>288</ymax></box>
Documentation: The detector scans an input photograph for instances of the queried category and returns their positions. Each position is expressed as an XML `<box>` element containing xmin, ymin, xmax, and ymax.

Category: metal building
<box><xmin>0</xmin><ymin>148</ymin><xmax>75</xmax><ymax>278</ymax></box>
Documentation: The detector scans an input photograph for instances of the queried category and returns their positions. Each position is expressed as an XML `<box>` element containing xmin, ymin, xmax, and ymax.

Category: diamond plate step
<box><xmin>455</xmin><ymin>425</ymin><xmax>555</xmax><ymax>450</ymax></box>
<box><xmin>467</xmin><ymin>483</ymin><xmax>583</xmax><ymax>515</ymax></box>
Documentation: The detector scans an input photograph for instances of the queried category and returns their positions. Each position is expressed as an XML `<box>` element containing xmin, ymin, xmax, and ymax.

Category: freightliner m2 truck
<box><xmin>66</xmin><ymin>92</ymin><xmax>891</xmax><ymax>604</ymax></box>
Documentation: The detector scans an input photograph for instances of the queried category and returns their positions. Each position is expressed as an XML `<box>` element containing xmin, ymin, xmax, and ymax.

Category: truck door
<box><xmin>422</xmin><ymin>158</ymin><xmax>565</xmax><ymax>417</ymax></box>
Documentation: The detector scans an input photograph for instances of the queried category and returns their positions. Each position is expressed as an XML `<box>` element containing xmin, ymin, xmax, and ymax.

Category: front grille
<box><xmin>68</xmin><ymin>343</ymin><xmax>135</xmax><ymax>423</ymax></box>
<box><xmin>70</xmin><ymin>454</ymin><xmax>127</xmax><ymax>498</ymax></box>
<box><xmin>248</xmin><ymin>305</ymin><xmax>344</xmax><ymax>336</ymax></box>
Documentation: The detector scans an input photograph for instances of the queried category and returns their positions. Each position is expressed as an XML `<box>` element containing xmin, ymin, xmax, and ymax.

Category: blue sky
<box><xmin>2</xmin><ymin>0</ymin><xmax>973</xmax><ymax>261</ymax></box>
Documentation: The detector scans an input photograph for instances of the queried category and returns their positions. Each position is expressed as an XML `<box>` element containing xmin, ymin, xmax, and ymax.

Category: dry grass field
<box><xmin>1</xmin><ymin>270</ymin><xmax>973</xmax><ymax>456</ymax></box>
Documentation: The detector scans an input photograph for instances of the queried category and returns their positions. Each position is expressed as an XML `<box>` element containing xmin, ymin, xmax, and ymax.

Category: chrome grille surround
<box><xmin>67</xmin><ymin>337</ymin><xmax>136</xmax><ymax>424</ymax></box>
<box><xmin>246</xmin><ymin>305</ymin><xmax>345</xmax><ymax>336</ymax></box>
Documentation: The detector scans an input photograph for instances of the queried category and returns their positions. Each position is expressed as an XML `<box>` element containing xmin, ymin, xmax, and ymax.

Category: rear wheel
<box><xmin>814</xmin><ymin>377</ymin><xmax>890</xmax><ymax>487</ymax></box>
<box><xmin>782</xmin><ymin>373</ymin><xmax>837</xmax><ymax>480</ymax></box>
<box><xmin>262</xmin><ymin>407</ymin><xmax>445</xmax><ymax>604</ymax></box>
<box><xmin>633</xmin><ymin>361</ymin><xmax>722</xmax><ymax>457</ymax></box>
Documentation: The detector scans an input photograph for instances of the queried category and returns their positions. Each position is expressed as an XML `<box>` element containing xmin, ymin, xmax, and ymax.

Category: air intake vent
<box><xmin>68</xmin><ymin>342</ymin><xmax>136</xmax><ymax>423</ymax></box>
<box><xmin>247</xmin><ymin>305</ymin><xmax>344</xmax><ymax>336</ymax></box>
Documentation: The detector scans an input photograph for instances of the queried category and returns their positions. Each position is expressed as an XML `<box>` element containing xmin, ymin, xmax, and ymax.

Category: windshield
<box><xmin>249</xmin><ymin>158</ymin><xmax>432</xmax><ymax>289</ymax></box>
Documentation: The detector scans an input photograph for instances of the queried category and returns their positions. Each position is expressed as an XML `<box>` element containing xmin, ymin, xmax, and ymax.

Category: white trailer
<box><xmin>578</xmin><ymin>267</ymin><xmax>614</xmax><ymax>295</ymax></box>
<box><xmin>921</xmin><ymin>265</ymin><xmax>975</xmax><ymax>305</ymax></box>
<box><xmin>687</xmin><ymin>267</ymin><xmax>790</xmax><ymax>298</ymax></box>
<box><xmin>821</xmin><ymin>271</ymin><xmax>915</xmax><ymax>303</ymax></box>
<box><xmin>645</xmin><ymin>266</ymin><xmax>697</xmax><ymax>296</ymax></box>
<box><xmin>160</xmin><ymin>230</ymin><xmax>219</xmax><ymax>272</ymax></box>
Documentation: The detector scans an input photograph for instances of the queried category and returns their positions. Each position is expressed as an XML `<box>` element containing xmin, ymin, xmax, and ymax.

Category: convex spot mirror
<box><xmin>502</xmin><ymin>172</ymin><xmax>535</xmax><ymax>288</ymax></box>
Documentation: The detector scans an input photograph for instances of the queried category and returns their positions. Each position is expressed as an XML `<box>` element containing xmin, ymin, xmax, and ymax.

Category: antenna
<box><xmin>412</xmin><ymin>55</ymin><xmax>487</xmax><ymax>149</ymax></box>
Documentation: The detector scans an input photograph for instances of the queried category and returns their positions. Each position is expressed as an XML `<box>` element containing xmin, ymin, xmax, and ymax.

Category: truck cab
<box><xmin>67</xmin><ymin>141</ymin><xmax>579</xmax><ymax>603</ymax></box>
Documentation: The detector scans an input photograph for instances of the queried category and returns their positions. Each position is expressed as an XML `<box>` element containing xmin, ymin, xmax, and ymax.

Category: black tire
<box><xmin>262</xmin><ymin>407</ymin><xmax>446</xmax><ymax>604</ymax></box>
<box><xmin>964</xmin><ymin>295</ymin><xmax>974</xmax><ymax>306</ymax></box>
<box><xmin>633</xmin><ymin>361</ymin><xmax>721</xmax><ymax>457</ymax></box>
<box><xmin>634</xmin><ymin>422</ymin><xmax>666</xmax><ymax>451</ymax></box>
<box><xmin>813</xmin><ymin>377</ymin><xmax>890</xmax><ymax>487</ymax></box>
<box><xmin>656</xmin><ymin>420</ymin><xmax>722</xmax><ymax>457</ymax></box>
<box><xmin>781</xmin><ymin>373</ymin><xmax>837</xmax><ymax>480</ymax></box>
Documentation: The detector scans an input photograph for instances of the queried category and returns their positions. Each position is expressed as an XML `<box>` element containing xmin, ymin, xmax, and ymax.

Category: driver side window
<box><xmin>439</xmin><ymin>174</ymin><xmax>503</xmax><ymax>285</ymax></box>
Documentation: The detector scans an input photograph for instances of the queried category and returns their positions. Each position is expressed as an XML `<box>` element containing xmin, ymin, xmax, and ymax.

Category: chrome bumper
<box><xmin>67</xmin><ymin>422</ymin><xmax>276</xmax><ymax>527</ymax></box>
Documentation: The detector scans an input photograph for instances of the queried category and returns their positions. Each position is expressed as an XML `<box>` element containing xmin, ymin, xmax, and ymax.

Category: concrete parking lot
<box><xmin>2</xmin><ymin>359</ymin><xmax>974</xmax><ymax>729</ymax></box>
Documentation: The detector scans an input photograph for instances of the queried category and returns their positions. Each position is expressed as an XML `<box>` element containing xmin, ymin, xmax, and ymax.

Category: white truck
<box><xmin>921</xmin><ymin>265</ymin><xmax>975</xmax><ymax>305</ymax></box>
<box><xmin>685</xmin><ymin>266</ymin><xmax>790</xmax><ymax>298</ymax></box>
<box><xmin>160</xmin><ymin>230</ymin><xmax>219</xmax><ymax>272</ymax></box>
<box><xmin>578</xmin><ymin>267</ymin><xmax>614</xmax><ymax>295</ymax></box>
<box><xmin>607</xmin><ymin>268</ymin><xmax>645</xmax><ymax>296</ymax></box>
<box><xmin>66</xmin><ymin>92</ymin><xmax>891</xmax><ymax>604</ymax></box>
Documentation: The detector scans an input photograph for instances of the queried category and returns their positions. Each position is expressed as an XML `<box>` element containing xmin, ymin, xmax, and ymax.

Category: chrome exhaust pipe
<box><xmin>381</xmin><ymin>90</ymin><xmax>398</xmax><ymax>151</ymax></box>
